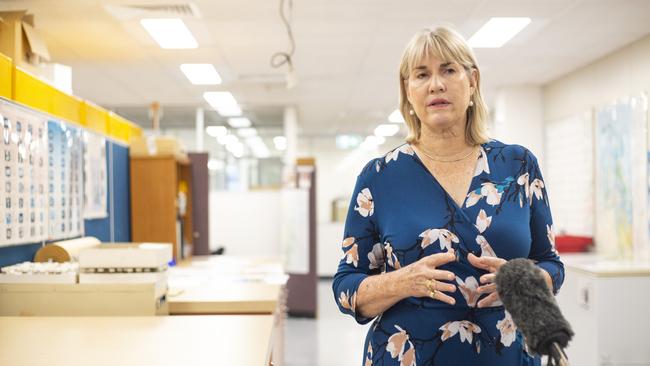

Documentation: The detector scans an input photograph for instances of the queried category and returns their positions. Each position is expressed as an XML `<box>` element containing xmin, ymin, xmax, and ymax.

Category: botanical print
<box><xmin>355</xmin><ymin>188</ymin><xmax>374</xmax><ymax>217</ymax></box>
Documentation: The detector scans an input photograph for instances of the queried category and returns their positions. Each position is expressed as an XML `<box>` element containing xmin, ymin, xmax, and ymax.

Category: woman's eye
<box><xmin>445</xmin><ymin>68</ymin><xmax>455</xmax><ymax>74</ymax></box>
<box><xmin>416</xmin><ymin>73</ymin><xmax>428</xmax><ymax>79</ymax></box>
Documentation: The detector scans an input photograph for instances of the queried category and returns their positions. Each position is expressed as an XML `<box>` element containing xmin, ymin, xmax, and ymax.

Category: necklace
<box><xmin>417</xmin><ymin>145</ymin><xmax>478</xmax><ymax>163</ymax></box>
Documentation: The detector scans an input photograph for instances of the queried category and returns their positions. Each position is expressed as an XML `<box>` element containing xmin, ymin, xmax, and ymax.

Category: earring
<box><xmin>469</xmin><ymin>100</ymin><xmax>474</xmax><ymax>107</ymax></box>
<box><xmin>409</xmin><ymin>109</ymin><xmax>415</xmax><ymax>115</ymax></box>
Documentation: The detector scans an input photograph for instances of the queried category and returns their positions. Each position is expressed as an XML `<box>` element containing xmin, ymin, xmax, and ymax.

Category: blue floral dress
<box><xmin>332</xmin><ymin>140</ymin><xmax>565</xmax><ymax>366</ymax></box>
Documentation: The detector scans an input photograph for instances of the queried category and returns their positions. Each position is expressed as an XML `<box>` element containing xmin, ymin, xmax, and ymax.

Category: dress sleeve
<box><xmin>527</xmin><ymin>153</ymin><xmax>565</xmax><ymax>294</ymax></box>
<box><xmin>332</xmin><ymin>171</ymin><xmax>381</xmax><ymax>324</ymax></box>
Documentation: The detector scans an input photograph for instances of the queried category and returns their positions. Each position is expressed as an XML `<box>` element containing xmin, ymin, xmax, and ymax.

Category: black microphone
<box><xmin>495</xmin><ymin>258</ymin><xmax>574</xmax><ymax>366</ymax></box>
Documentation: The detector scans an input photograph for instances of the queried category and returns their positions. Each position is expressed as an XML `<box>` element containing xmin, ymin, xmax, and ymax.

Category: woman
<box><xmin>332</xmin><ymin>26</ymin><xmax>564</xmax><ymax>366</ymax></box>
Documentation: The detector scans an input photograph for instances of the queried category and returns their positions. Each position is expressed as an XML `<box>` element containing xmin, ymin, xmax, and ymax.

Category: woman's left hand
<box><xmin>467</xmin><ymin>253</ymin><xmax>507</xmax><ymax>308</ymax></box>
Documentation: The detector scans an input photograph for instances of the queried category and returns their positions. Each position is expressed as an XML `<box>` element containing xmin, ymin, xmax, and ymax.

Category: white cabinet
<box><xmin>556</xmin><ymin>254</ymin><xmax>650</xmax><ymax>365</ymax></box>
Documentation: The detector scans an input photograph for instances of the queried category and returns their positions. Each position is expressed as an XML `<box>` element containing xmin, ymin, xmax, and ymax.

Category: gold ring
<box><xmin>426</xmin><ymin>279</ymin><xmax>437</xmax><ymax>296</ymax></box>
<box><xmin>429</xmin><ymin>289</ymin><xmax>436</xmax><ymax>299</ymax></box>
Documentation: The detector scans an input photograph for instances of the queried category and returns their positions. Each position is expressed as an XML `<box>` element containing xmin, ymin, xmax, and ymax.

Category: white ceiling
<box><xmin>2</xmin><ymin>0</ymin><xmax>650</xmax><ymax>135</ymax></box>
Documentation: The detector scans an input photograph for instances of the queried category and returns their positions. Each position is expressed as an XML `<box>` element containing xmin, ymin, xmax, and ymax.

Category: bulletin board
<box><xmin>0</xmin><ymin>98</ymin><xmax>132</xmax><ymax>267</ymax></box>
<box><xmin>47</xmin><ymin>120</ymin><xmax>84</xmax><ymax>240</ymax></box>
<box><xmin>0</xmin><ymin>99</ymin><xmax>48</xmax><ymax>246</ymax></box>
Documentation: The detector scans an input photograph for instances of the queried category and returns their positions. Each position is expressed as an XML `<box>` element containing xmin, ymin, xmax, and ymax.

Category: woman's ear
<box><xmin>469</xmin><ymin>68</ymin><xmax>478</xmax><ymax>94</ymax></box>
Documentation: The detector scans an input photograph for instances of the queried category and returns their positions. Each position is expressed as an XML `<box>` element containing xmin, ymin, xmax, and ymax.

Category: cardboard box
<box><xmin>0</xmin><ymin>53</ymin><xmax>11</xmax><ymax>99</ymax></box>
<box><xmin>130</xmin><ymin>135</ymin><xmax>187</xmax><ymax>159</ymax></box>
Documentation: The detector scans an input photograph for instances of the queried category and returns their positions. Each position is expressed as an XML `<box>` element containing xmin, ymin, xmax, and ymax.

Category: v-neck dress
<box><xmin>332</xmin><ymin>139</ymin><xmax>565</xmax><ymax>366</ymax></box>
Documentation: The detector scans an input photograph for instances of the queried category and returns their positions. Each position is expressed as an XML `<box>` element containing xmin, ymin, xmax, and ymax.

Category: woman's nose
<box><xmin>429</xmin><ymin>74</ymin><xmax>445</xmax><ymax>93</ymax></box>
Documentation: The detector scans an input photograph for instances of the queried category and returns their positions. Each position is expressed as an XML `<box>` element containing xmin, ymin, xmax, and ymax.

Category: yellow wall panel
<box><xmin>107</xmin><ymin>112</ymin><xmax>130</xmax><ymax>144</ymax></box>
<box><xmin>51</xmin><ymin>88</ymin><xmax>82</xmax><ymax>124</ymax></box>
<box><xmin>0</xmin><ymin>53</ymin><xmax>11</xmax><ymax>99</ymax></box>
<box><xmin>107</xmin><ymin>112</ymin><xmax>143</xmax><ymax>145</ymax></box>
<box><xmin>12</xmin><ymin>66</ymin><xmax>53</xmax><ymax>113</ymax></box>
<box><xmin>131</xmin><ymin>125</ymin><xmax>143</xmax><ymax>138</ymax></box>
<box><xmin>81</xmin><ymin>101</ymin><xmax>108</xmax><ymax>134</ymax></box>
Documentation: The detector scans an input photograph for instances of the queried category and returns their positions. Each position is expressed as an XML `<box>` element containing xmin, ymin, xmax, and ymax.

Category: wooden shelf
<box><xmin>130</xmin><ymin>156</ymin><xmax>193</xmax><ymax>261</ymax></box>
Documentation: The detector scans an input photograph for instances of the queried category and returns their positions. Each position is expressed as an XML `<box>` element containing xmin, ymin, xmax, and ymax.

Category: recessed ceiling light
<box><xmin>227</xmin><ymin>117</ymin><xmax>251</xmax><ymax>128</ymax></box>
<box><xmin>180</xmin><ymin>64</ymin><xmax>222</xmax><ymax>85</ymax></box>
<box><xmin>361</xmin><ymin>135</ymin><xmax>385</xmax><ymax>150</ymax></box>
<box><xmin>203</xmin><ymin>92</ymin><xmax>242</xmax><ymax>117</ymax></box>
<box><xmin>140</xmin><ymin>18</ymin><xmax>198</xmax><ymax>49</ymax></box>
<box><xmin>388</xmin><ymin>109</ymin><xmax>405</xmax><ymax>123</ymax></box>
<box><xmin>217</xmin><ymin>134</ymin><xmax>238</xmax><ymax>146</ymax></box>
<box><xmin>205</xmin><ymin>126</ymin><xmax>227</xmax><ymax>137</ymax></box>
<box><xmin>468</xmin><ymin>17</ymin><xmax>531</xmax><ymax>48</ymax></box>
<box><xmin>374</xmin><ymin>124</ymin><xmax>400</xmax><ymax>137</ymax></box>
<box><xmin>273</xmin><ymin>136</ymin><xmax>287</xmax><ymax>151</ymax></box>
<box><xmin>237</xmin><ymin>127</ymin><xmax>258</xmax><ymax>137</ymax></box>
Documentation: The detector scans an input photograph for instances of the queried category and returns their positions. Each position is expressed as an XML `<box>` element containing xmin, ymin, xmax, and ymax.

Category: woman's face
<box><xmin>405</xmin><ymin>54</ymin><xmax>476</xmax><ymax>134</ymax></box>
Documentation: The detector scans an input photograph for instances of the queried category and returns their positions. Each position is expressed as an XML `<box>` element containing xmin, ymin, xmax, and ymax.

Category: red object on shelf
<box><xmin>555</xmin><ymin>235</ymin><xmax>592</xmax><ymax>253</ymax></box>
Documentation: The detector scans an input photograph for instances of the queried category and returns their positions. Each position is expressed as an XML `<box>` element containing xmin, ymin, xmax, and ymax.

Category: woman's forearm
<box><xmin>355</xmin><ymin>270</ymin><xmax>406</xmax><ymax>318</ymax></box>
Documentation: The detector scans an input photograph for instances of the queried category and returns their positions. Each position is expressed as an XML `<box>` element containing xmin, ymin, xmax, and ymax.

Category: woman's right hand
<box><xmin>399</xmin><ymin>249</ymin><xmax>457</xmax><ymax>305</ymax></box>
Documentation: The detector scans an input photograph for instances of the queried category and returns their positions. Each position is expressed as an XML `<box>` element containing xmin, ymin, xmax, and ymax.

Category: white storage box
<box><xmin>79</xmin><ymin>243</ymin><xmax>172</xmax><ymax>269</ymax></box>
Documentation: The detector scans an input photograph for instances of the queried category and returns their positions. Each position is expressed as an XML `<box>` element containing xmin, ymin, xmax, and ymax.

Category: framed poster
<box><xmin>595</xmin><ymin>93</ymin><xmax>648</xmax><ymax>260</ymax></box>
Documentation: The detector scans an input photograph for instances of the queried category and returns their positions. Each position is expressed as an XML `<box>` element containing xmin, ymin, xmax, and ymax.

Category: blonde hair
<box><xmin>398</xmin><ymin>26</ymin><xmax>489</xmax><ymax>144</ymax></box>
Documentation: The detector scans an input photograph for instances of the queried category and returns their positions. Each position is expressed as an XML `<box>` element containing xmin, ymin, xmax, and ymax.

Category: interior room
<box><xmin>1</xmin><ymin>1</ymin><xmax>649</xmax><ymax>365</ymax></box>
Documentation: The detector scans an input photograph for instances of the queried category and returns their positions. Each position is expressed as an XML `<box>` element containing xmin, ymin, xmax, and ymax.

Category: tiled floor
<box><xmin>284</xmin><ymin>279</ymin><xmax>372</xmax><ymax>366</ymax></box>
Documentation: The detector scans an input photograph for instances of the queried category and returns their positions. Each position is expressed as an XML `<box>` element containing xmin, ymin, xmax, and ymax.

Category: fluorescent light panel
<box><xmin>180</xmin><ymin>64</ymin><xmax>222</xmax><ymax>85</ymax></box>
<box><xmin>374</xmin><ymin>124</ymin><xmax>399</xmax><ymax>137</ymax></box>
<box><xmin>217</xmin><ymin>134</ymin><xmax>238</xmax><ymax>145</ymax></box>
<box><xmin>140</xmin><ymin>18</ymin><xmax>198</xmax><ymax>49</ymax></box>
<box><xmin>237</xmin><ymin>127</ymin><xmax>258</xmax><ymax>137</ymax></box>
<box><xmin>203</xmin><ymin>92</ymin><xmax>242</xmax><ymax>117</ymax></box>
<box><xmin>273</xmin><ymin>136</ymin><xmax>287</xmax><ymax>151</ymax></box>
<box><xmin>227</xmin><ymin>117</ymin><xmax>251</xmax><ymax>128</ymax></box>
<box><xmin>205</xmin><ymin>126</ymin><xmax>227</xmax><ymax>137</ymax></box>
<box><xmin>388</xmin><ymin>109</ymin><xmax>405</xmax><ymax>123</ymax></box>
<box><xmin>468</xmin><ymin>17</ymin><xmax>531</xmax><ymax>48</ymax></box>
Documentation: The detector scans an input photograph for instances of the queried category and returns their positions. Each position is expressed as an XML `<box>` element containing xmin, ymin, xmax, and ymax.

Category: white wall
<box><xmin>544</xmin><ymin>34</ymin><xmax>650</xmax><ymax>121</ymax></box>
<box><xmin>492</xmin><ymin>86</ymin><xmax>546</xmax><ymax>169</ymax></box>
<box><xmin>541</xmin><ymin>34</ymin><xmax>650</xmax><ymax>239</ymax></box>
<box><xmin>209</xmin><ymin>190</ymin><xmax>283</xmax><ymax>257</ymax></box>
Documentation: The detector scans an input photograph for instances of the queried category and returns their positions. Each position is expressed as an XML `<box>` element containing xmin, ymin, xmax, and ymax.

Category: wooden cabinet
<box><xmin>130</xmin><ymin>156</ymin><xmax>193</xmax><ymax>261</ymax></box>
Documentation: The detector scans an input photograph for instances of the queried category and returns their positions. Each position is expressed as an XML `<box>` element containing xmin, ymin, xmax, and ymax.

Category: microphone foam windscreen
<box><xmin>495</xmin><ymin>258</ymin><xmax>573</xmax><ymax>356</ymax></box>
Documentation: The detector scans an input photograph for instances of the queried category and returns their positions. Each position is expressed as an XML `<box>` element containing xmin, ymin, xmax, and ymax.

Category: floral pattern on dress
<box><xmin>440</xmin><ymin>320</ymin><xmax>482</xmax><ymax>344</ymax></box>
<box><xmin>466</xmin><ymin>178</ymin><xmax>515</xmax><ymax>208</ymax></box>
<box><xmin>547</xmin><ymin>224</ymin><xmax>558</xmax><ymax>255</ymax></box>
<box><xmin>496</xmin><ymin>311</ymin><xmax>517</xmax><ymax>347</ymax></box>
<box><xmin>456</xmin><ymin>276</ymin><xmax>480</xmax><ymax>307</ymax></box>
<box><xmin>355</xmin><ymin>188</ymin><xmax>374</xmax><ymax>217</ymax></box>
<box><xmin>368</xmin><ymin>243</ymin><xmax>385</xmax><ymax>270</ymax></box>
<box><xmin>386</xmin><ymin>144</ymin><xmax>415</xmax><ymax>164</ymax></box>
<box><xmin>338</xmin><ymin>290</ymin><xmax>357</xmax><ymax>312</ymax></box>
<box><xmin>474</xmin><ymin>147</ymin><xmax>490</xmax><ymax>177</ymax></box>
<box><xmin>476</xmin><ymin>235</ymin><xmax>497</xmax><ymax>257</ymax></box>
<box><xmin>385</xmin><ymin>242</ymin><xmax>401</xmax><ymax>269</ymax></box>
<box><xmin>474</xmin><ymin>209</ymin><xmax>492</xmax><ymax>233</ymax></box>
<box><xmin>387</xmin><ymin>325</ymin><xmax>409</xmax><ymax>358</ymax></box>
<box><xmin>343</xmin><ymin>244</ymin><xmax>359</xmax><ymax>267</ymax></box>
<box><xmin>419</xmin><ymin>228</ymin><xmax>459</xmax><ymax>251</ymax></box>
